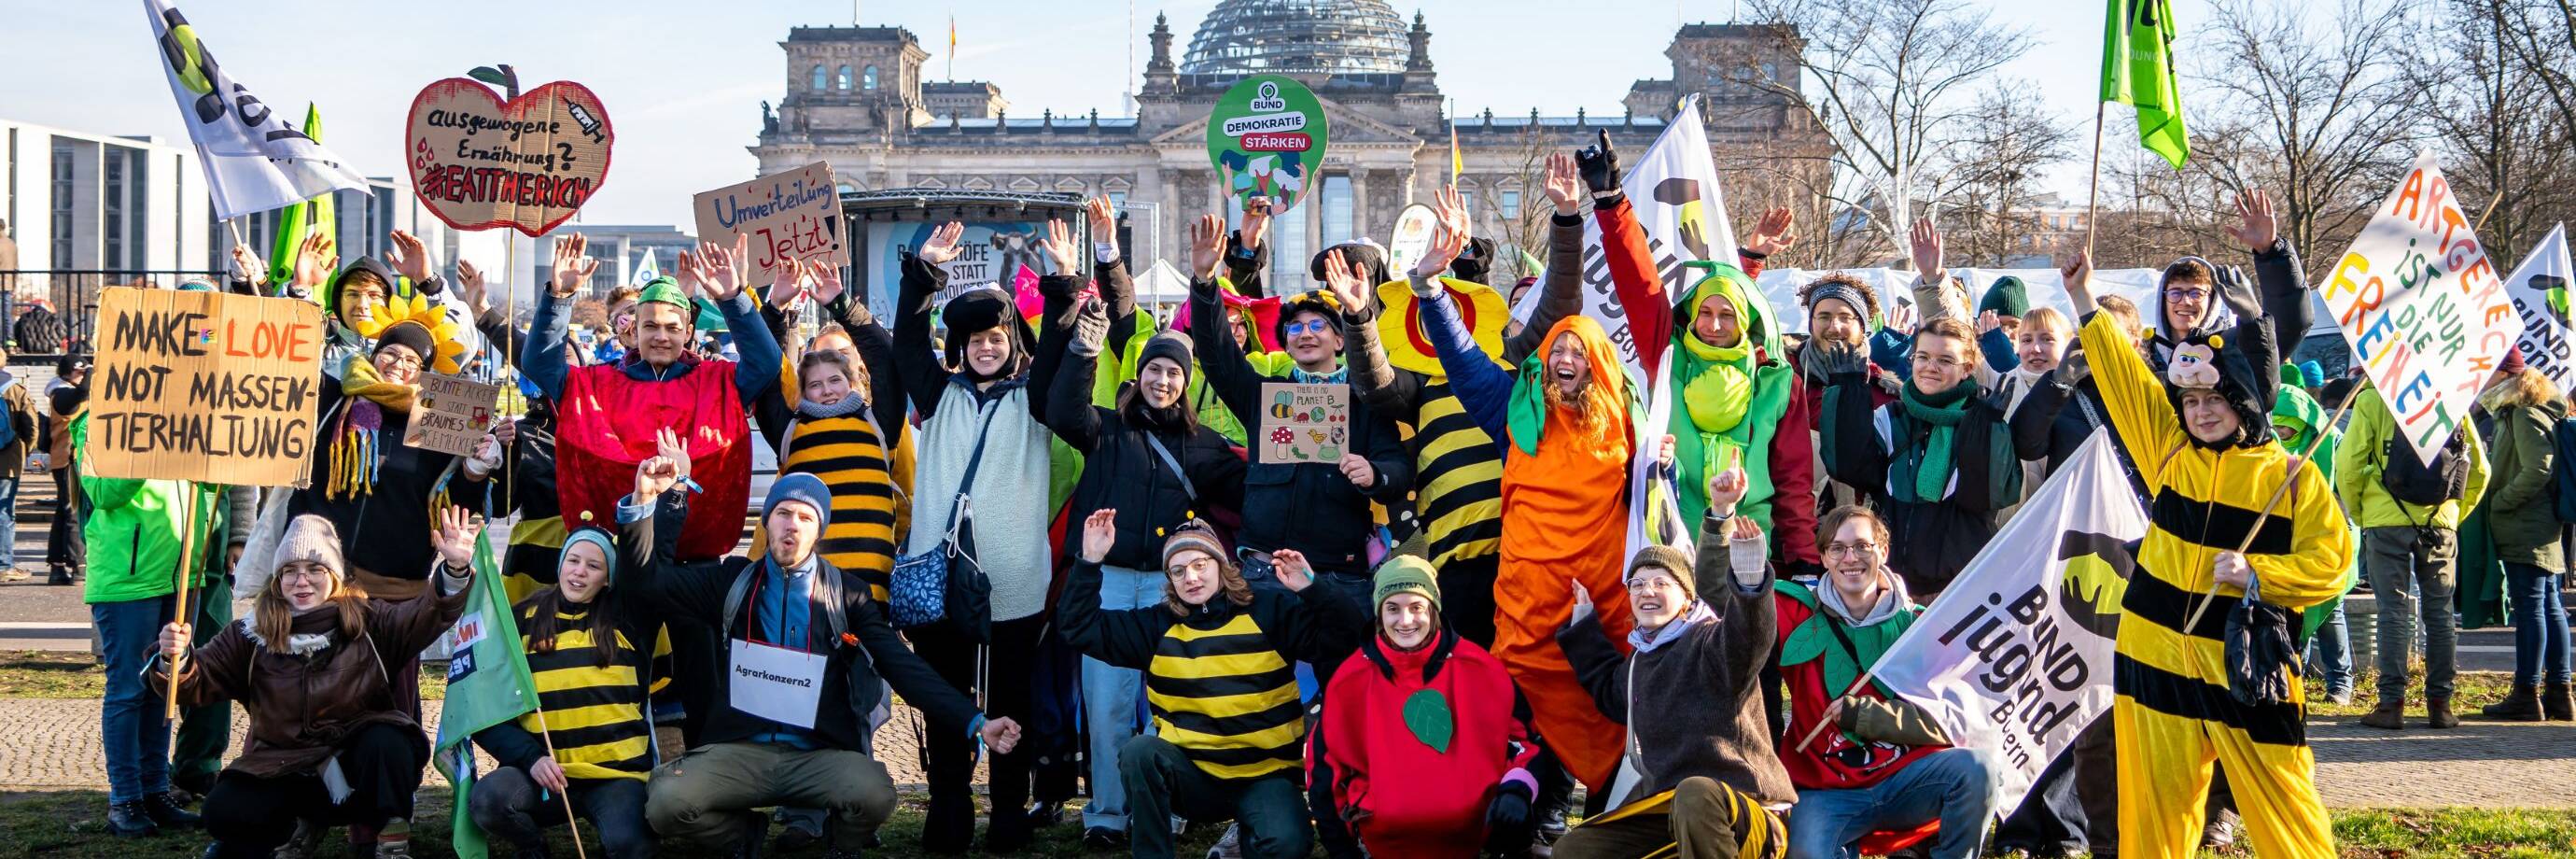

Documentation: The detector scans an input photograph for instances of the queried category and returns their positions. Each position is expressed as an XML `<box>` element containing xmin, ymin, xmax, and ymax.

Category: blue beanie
<box><xmin>763</xmin><ymin>472</ymin><xmax>833</xmax><ymax>531</ymax></box>
<box><xmin>559</xmin><ymin>526</ymin><xmax>618</xmax><ymax>587</ymax></box>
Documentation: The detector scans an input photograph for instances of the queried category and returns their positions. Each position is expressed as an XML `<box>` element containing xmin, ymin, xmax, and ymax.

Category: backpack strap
<box><xmin>1144</xmin><ymin>431</ymin><xmax>1197</xmax><ymax>502</ymax></box>
<box><xmin>721</xmin><ymin>566</ymin><xmax>757</xmax><ymax>639</ymax></box>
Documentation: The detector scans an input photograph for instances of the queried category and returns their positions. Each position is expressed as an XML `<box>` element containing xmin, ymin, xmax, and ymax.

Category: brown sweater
<box><xmin>1557</xmin><ymin>514</ymin><xmax>1797</xmax><ymax>809</ymax></box>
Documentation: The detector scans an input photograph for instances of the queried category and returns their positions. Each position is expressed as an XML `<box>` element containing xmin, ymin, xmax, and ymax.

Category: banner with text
<box><xmin>693</xmin><ymin>162</ymin><xmax>848</xmax><ymax>288</ymax></box>
<box><xmin>406</xmin><ymin>77</ymin><xmax>615</xmax><ymax>237</ymax></box>
<box><xmin>863</xmin><ymin>220</ymin><xmax>1047</xmax><ymax>325</ymax></box>
<box><xmin>1569</xmin><ymin>95</ymin><xmax>1739</xmax><ymax>378</ymax></box>
<box><xmin>142</xmin><ymin>0</ymin><xmax>371</xmax><ymax>219</ymax></box>
<box><xmin>84</xmin><ymin>289</ymin><xmax>325</xmax><ymax>487</ymax></box>
<box><xmin>2502</xmin><ymin>223</ymin><xmax>2576</xmax><ymax>390</ymax></box>
<box><xmin>402</xmin><ymin>373</ymin><xmax>502</xmax><ymax>457</ymax></box>
<box><xmin>1256</xmin><ymin>383</ymin><xmax>1350</xmax><ymax>465</ymax></box>
<box><xmin>1873</xmin><ymin>432</ymin><xmax>2146</xmax><ymax>814</ymax></box>
<box><xmin>2319</xmin><ymin>150</ymin><xmax>2516</xmax><ymax>461</ymax></box>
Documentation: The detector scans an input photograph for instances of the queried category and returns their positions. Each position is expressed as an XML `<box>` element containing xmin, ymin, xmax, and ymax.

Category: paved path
<box><xmin>0</xmin><ymin>696</ymin><xmax>2565</xmax><ymax>808</ymax></box>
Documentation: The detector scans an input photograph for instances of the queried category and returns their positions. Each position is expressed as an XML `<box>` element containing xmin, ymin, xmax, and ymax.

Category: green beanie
<box><xmin>1980</xmin><ymin>275</ymin><xmax>2030</xmax><ymax>318</ymax></box>
<box><xmin>637</xmin><ymin>277</ymin><xmax>690</xmax><ymax>312</ymax></box>
<box><xmin>1373</xmin><ymin>556</ymin><xmax>1442</xmax><ymax>613</ymax></box>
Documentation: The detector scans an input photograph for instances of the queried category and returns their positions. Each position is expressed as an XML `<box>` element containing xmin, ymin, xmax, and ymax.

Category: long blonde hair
<box><xmin>252</xmin><ymin>571</ymin><xmax>367</xmax><ymax>654</ymax></box>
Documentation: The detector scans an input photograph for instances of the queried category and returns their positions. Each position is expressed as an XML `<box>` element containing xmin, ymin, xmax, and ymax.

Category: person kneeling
<box><xmin>1552</xmin><ymin>468</ymin><xmax>1796</xmax><ymax>859</ymax></box>
<box><xmin>469</xmin><ymin>525</ymin><xmax>657</xmax><ymax>859</ymax></box>
<box><xmin>1772</xmin><ymin>505</ymin><xmax>1999</xmax><ymax>859</ymax></box>
<box><xmin>1315</xmin><ymin>556</ymin><xmax>1543</xmax><ymax>858</ymax></box>
<box><xmin>1057</xmin><ymin>510</ymin><xmax>1366</xmax><ymax>859</ymax></box>
<box><xmin>618</xmin><ymin>430</ymin><xmax>1019</xmax><ymax>857</ymax></box>
<box><xmin>154</xmin><ymin>511</ymin><xmax>482</xmax><ymax>859</ymax></box>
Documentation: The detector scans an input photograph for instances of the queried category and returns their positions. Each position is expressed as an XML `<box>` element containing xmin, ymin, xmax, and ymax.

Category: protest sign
<box><xmin>84</xmin><ymin>289</ymin><xmax>325</xmax><ymax>487</ymax></box>
<box><xmin>402</xmin><ymin>372</ymin><xmax>502</xmax><ymax>457</ymax></box>
<box><xmin>1207</xmin><ymin>76</ymin><xmax>1328</xmax><ymax>214</ymax></box>
<box><xmin>2318</xmin><ymin>150</ymin><xmax>2516</xmax><ymax>460</ymax></box>
<box><xmin>1872</xmin><ymin>432</ymin><xmax>2147</xmax><ymax>814</ymax></box>
<box><xmin>862</xmin><ymin>220</ymin><xmax>1047</xmax><ymax>324</ymax></box>
<box><xmin>1256</xmin><ymin>382</ymin><xmax>1349</xmax><ymax>465</ymax></box>
<box><xmin>2502</xmin><ymin>224</ymin><xmax>2576</xmax><ymax>390</ymax></box>
<box><xmin>693</xmin><ymin>162</ymin><xmax>849</xmax><ymax>287</ymax></box>
<box><xmin>1386</xmin><ymin>204</ymin><xmax>1437</xmax><ymax>275</ymax></box>
<box><xmin>1567</xmin><ymin>95</ymin><xmax>1737</xmax><ymax>377</ymax></box>
<box><xmin>1372</xmin><ymin>276</ymin><xmax>1508</xmax><ymax>377</ymax></box>
<box><xmin>143</xmin><ymin>0</ymin><xmax>371</xmax><ymax>219</ymax></box>
<box><xmin>406</xmin><ymin>77</ymin><xmax>615</xmax><ymax>237</ymax></box>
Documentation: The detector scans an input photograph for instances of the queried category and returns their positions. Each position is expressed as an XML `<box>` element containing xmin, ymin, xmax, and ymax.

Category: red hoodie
<box><xmin>1317</xmin><ymin>630</ymin><xmax>1540</xmax><ymax>859</ymax></box>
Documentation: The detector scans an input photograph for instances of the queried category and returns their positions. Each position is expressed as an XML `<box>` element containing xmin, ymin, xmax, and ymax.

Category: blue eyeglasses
<box><xmin>1283</xmin><ymin>318</ymin><xmax>1335</xmax><ymax>336</ymax></box>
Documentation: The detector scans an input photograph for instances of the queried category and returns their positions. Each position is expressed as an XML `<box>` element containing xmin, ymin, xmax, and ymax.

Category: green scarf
<box><xmin>1670</xmin><ymin>263</ymin><xmax>1785</xmax><ymax>525</ymax></box>
<box><xmin>1897</xmin><ymin>378</ymin><xmax>1977</xmax><ymax>502</ymax></box>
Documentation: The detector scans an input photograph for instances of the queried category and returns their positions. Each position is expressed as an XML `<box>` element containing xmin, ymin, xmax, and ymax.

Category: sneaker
<box><xmin>142</xmin><ymin>791</ymin><xmax>202</xmax><ymax>829</ymax></box>
<box><xmin>2198</xmin><ymin>808</ymin><xmax>2241</xmax><ymax>852</ymax></box>
<box><xmin>105</xmin><ymin>801</ymin><xmax>158</xmax><ymax>838</ymax></box>
<box><xmin>1027</xmin><ymin>800</ymin><xmax>1069</xmax><ymax>829</ymax></box>
<box><xmin>0</xmin><ymin>567</ymin><xmax>30</xmax><ymax>582</ymax></box>
<box><xmin>1083</xmin><ymin>827</ymin><xmax>1128</xmax><ymax>850</ymax></box>
<box><xmin>1206</xmin><ymin>824</ymin><xmax>1242</xmax><ymax>859</ymax></box>
<box><xmin>773</xmin><ymin>809</ymin><xmax>823</xmax><ymax>852</ymax></box>
<box><xmin>368</xmin><ymin>818</ymin><xmax>410</xmax><ymax>859</ymax></box>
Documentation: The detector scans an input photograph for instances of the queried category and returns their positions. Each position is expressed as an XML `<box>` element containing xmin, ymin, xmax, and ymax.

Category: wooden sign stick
<box><xmin>2179</xmin><ymin>391</ymin><xmax>2359</xmax><ymax>634</ymax></box>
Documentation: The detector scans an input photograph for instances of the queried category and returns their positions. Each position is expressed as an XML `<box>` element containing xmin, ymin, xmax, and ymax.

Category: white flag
<box><xmin>634</xmin><ymin>247</ymin><xmax>661</xmax><ymax>287</ymax></box>
<box><xmin>143</xmin><ymin>0</ymin><xmax>371</xmax><ymax>219</ymax></box>
<box><xmin>2317</xmin><ymin>151</ymin><xmax>2516</xmax><ymax>461</ymax></box>
<box><xmin>1871</xmin><ymin>432</ymin><xmax>2148</xmax><ymax>813</ymax></box>
<box><xmin>2503</xmin><ymin>224</ymin><xmax>2576</xmax><ymax>390</ymax></box>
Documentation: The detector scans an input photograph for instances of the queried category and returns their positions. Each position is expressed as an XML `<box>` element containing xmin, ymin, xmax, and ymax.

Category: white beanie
<box><xmin>273</xmin><ymin>514</ymin><xmax>346</xmax><ymax>586</ymax></box>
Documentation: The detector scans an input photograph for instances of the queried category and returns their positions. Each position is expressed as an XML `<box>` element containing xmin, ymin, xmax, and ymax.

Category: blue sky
<box><xmin>1</xmin><ymin>0</ymin><xmax>2190</xmax><ymax>229</ymax></box>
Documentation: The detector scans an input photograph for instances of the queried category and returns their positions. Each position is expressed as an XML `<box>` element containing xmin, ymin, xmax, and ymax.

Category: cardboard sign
<box><xmin>693</xmin><ymin>162</ymin><xmax>848</xmax><ymax>287</ymax></box>
<box><xmin>2319</xmin><ymin>150</ymin><xmax>2517</xmax><ymax>460</ymax></box>
<box><xmin>402</xmin><ymin>372</ymin><xmax>502</xmax><ymax>457</ymax></box>
<box><xmin>1257</xmin><ymin>382</ymin><xmax>1350</xmax><ymax>465</ymax></box>
<box><xmin>84</xmin><ymin>289</ymin><xmax>326</xmax><ymax>487</ymax></box>
<box><xmin>406</xmin><ymin>77</ymin><xmax>614</xmax><ymax>237</ymax></box>
<box><xmin>1206</xmin><ymin>76</ymin><xmax>1328</xmax><ymax>214</ymax></box>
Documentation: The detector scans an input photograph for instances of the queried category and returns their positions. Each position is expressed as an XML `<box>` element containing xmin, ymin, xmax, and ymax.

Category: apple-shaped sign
<box><xmin>405</xmin><ymin>78</ymin><xmax>614</xmax><ymax>237</ymax></box>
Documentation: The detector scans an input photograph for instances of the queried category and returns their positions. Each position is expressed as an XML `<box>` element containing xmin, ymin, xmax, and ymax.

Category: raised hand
<box><xmin>1269</xmin><ymin>549</ymin><xmax>1315</xmax><ymax>593</ymax></box>
<box><xmin>1544</xmin><ymin>151</ymin><xmax>1585</xmax><ymax>216</ymax></box>
<box><xmin>432</xmin><ymin>506</ymin><xmax>479</xmax><ymax>570</ymax></box>
<box><xmin>1908</xmin><ymin>218</ymin><xmax>1945</xmax><ymax>286</ymax></box>
<box><xmin>386</xmin><ymin>230</ymin><xmax>433</xmax><ymax>284</ymax></box>
<box><xmin>1239</xmin><ymin>196</ymin><xmax>1273</xmax><ymax>253</ymax></box>
<box><xmin>1574</xmin><ymin>129</ymin><xmax>1622</xmax><ymax>195</ymax></box>
<box><xmin>549</xmin><ymin>233</ymin><xmax>596</xmax><ymax>298</ymax></box>
<box><xmin>702</xmin><ymin>232</ymin><xmax>751</xmax><ymax>302</ymax></box>
<box><xmin>1079</xmin><ymin>508</ymin><xmax>1116</xmax><ymax>563</ymax></box>
<box><xmin>1040</xmin><ymin>218</ymin><xmax>1080</xmax><ymax>275</ymax></box>
<box><xmin>1727</xmin><ymin>511</ymin><xmax>1762</xmax><ymax>542</ymax></box>
<box><xmin>229</xmin><ymin>244</ymin><xmax>266</xmax><ymax>287</ymax></box>
<box><xmin>1190</xmin><ymin>214</ymin><xmax>1227</xmax><ymax>280</ymax></box>
<box><xmin>455</xmin><ymin>258</ymin><xmax>489</xmax><ymax>315</ymax></box>
<box><xmin>2059</xmin><ymin>250</ymin><xmax>2095</xmax><ymax>316</ymax></box>
<box><xmin>1978</xmin><ymin>309</ymin><xmax>2003</xmax><ymax>335</ymax></box>
<box><xmin>2225</xmin><ymin>189</ymin><xmax>2278</xmax><ymax>252</ymax></box>
<box><xmin>1709</xmin><ymin>465</ymin><xmax>1750</xmax><ymax>512</ymax></box>
<box><xmin>293</xmin><ymin>232</ymin><xmax>340</xmax><ymax>294</ymax></box>
<box><xmin>1322</xmin><ymin>248</ymin><xmax>1371</xmax><ymax>309</ymax></box>
<box><xmin>769</xmin><ymin>259</ymin><xmax>813</xmax><ymax>309</ymax></box>
<box><xmin>675</xmin><ymin>248</ymin><xmax>705</xmax><ymax>296</ymax></box>
<box><xmin>917</xmin><ymin>221</ymin><xmax>967</xmax><ymax>266</ymax></box>
<box><xmin>810</xmin><ymin>258</ymin><xmax>847</xmax><ymax>306</ymax></box>
<box><xmin>1886</xmin><ymin>303</ymin><xmax>1918</xmax><ymax>337</ymax></box>
<box><xmin>1414</xmin><ymin>194</ymin><xmax>1470</xmax><ymax>281</ymax></box>
<box><xmin>1566</xmin><ymin>581</ymin><xmax>1594</xmax><ymax>628</ymax></box>
<box><xmin>1084</xmin><ymin>197</ymin><xmax>1119</xmax><ymax>258</ymax></box>
<box><xmin>1743</xmin><ymin>207</ymin><xmax>1799</xmax><ymax>257</ymax></box>
<box><xmin>1070</xmin><ymin>297</ymin><xmax>1111</xmax><ymax>357</ymax></box>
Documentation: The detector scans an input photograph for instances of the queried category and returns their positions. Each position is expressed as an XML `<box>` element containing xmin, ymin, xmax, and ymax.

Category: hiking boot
<box><xmin>105</xmin><ymin>801</ymin><xmax>158</xmax><ymax>838</ymax></box>
<box><xmin>2427</xmin><ymin>696</ymin><xmax>2460</xmax><ymax>728</ymax></box>
<box><xmin>2359</xmin><ymin>699</ymin><xmax>2406</xmax><ymax>729</ymax></box>
<box><xmin>45</xmin><ymin>565</ymin><xmax>70</xmax><ymax>585</ymax></box>
<box><xmin>2482</xmin><ymin>683</ymin><xmax>2544</xmax><ymax>721</ymax></box>
<box><xmin>2549</xmin><ymin>682</ymin><xmax>2575</xmax><ymax>721</ymax></box>
<box><xmin>143</xmin><ymin>791</ymin><xmax>202</xmax><ymax>829</ymax></box>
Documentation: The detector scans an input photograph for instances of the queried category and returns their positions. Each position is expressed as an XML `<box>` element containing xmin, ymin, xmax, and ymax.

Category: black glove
<box><xmin>1069</xmin><ymin>297</ymin><xmax>1110</xmax><ymax>358</ymax></box>
<box><xmin>1575</xmin><ymin>129</ymin><xmax>1622</xmax><ymax>196</ymax></box>
<box><xmin>2209</xmin><ymin>263</ymin><xmax>2250</xmax><ymax>309</ymax></box>
<box><xmin>1811</xmin><ymin>338</ymin><xmax>1869</xmax><ymax>380</ymax></box>
<box><xmin>1483</xmin><ymin>781</ymin><xmax>1534</xmax><ymax>855</ymax></box>
<box><xmin>2055</xmin><ymin>346</ymin><xmax>2093</xmax><ymax>387</ymax></box>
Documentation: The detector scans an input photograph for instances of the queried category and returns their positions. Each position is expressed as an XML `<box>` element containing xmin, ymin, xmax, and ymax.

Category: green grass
<box><xmin>2303</xmin><ymin>668</ymin><xmax>2515</xmax><ymax>718</ymax></box>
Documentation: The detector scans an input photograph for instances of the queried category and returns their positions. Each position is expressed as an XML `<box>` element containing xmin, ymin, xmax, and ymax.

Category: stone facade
<box><xmin>752</xmin><ymin>2</ymin><xmax>1832</xmax><ymax>287</ymax></box>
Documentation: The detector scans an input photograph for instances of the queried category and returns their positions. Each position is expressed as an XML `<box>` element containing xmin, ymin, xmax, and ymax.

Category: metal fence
<box><xmin>0</xmin><ymin>269</ymin><xmax>232</xmax><ymax>355</ymax></box>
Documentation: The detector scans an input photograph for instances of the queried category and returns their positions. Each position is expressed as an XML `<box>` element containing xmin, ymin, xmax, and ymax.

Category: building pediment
<box><xmin>1148</xmin><ymin>94</ymin><xmax>1428</xmax><ymax>150</ymax></box>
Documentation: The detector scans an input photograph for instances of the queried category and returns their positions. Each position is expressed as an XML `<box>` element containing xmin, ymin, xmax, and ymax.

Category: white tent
<box><xmin>1134</xmin><ymin>258</ymin><xmax>1193</xmax><ymax>314</ymax></box>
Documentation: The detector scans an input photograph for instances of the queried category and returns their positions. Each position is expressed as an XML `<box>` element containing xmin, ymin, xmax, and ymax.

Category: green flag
<box><xmin>264</xmin><ymin>104</ymin><xmax>337</xmax><ymax>293</ymax></box>
<box><xmin>432</xmin><ymin>530</ymin><xmax>537</xmax><ymax>859</ymax></box>
<box><xmin>2102</xmin><ymin>0</ymin><xmax>2189</xmax><ymax>170</ymax></box>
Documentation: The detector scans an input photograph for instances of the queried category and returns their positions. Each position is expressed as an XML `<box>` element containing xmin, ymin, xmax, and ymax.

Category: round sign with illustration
<box><xmin>1386</xmin><ymin>204</ymin><xmax>1438</xmax><ymax>275</ymax></box>
<box><xmin>1205</xmin><ymin>75</ymin><xmax>1329</xmax><ymax>214</ymax></box>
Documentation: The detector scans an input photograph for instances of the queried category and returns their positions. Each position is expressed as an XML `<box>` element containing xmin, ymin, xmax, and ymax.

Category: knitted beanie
<box><xmin>1628</xmin><ymin>544</ymin><xmax>1697</xmax><ymax>602</ymax></box>
<box><xmin>763</xmin><ymin>472</ymin><xmax>833</xmax><ymax>532</ymax></box>
<box><xmin>275</xmin><ymin>514</ymin><xmax>346</xmax><ymax>584</ymax></box>
<box><xmin>560</xmin><ymin>526</ymin><xmax>618</xmax><ymax>587</ymax></box>
<box><xmin>1140</xmin><ymin>331</ymin><xmax>1196</xmax><ymax>378</ymax></box>
<box><xmin>1372</xmin><ymin>556</ymin><xmax>1441</xmax><ymax>613</ymax></box>
<box><xmin>1162</xmin><ymin>525</ymin><xmax>1227</xmax><ymax>570</ymax></box>
<box><xmin>373</xmin><ymin>319</ymin><xmax>437</xmax><ymax>362</ymax></box>
<box><xmin>1980</xmin><ymin>275</ymin><xmax>2031</xmax><ymax>318</ymax></box>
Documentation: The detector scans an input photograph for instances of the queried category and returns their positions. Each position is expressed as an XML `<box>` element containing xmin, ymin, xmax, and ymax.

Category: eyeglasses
<box><xmin>1626</xmin><ymin>574</ymin><xmax>1683</xmax><ymax>592</ymax></box>
<box><xmin>1824</xmin><ymin>542</ymin><xmax>1881</xmax><ymax>558</ymax></box>
<box><xmin>1282</xmin><ymin>318</ymin><xmax>1335</xmax><ymax>337</ymax></box>
<box><xmin>1911</xmin><ymin>353</ymin><xmax>1967</xmax><ymax>370</ymax></box>
<box><xmin>1165</xmin><ymin>556</ymin><xmax>1218</xmax><ymax>578</ymax></box>
<box><xmin>2166</xmin><ymin>288</ymin><xmax>2211</xmax><ymax>303</ymax></box>
<box><xmin>380</xmin><ymin>353</ymin><xmax>423</xmax><ymax>370</ymax></box>
<box><xmin>277</xmin><ymin>569</ymin><xmax>333</xmax><ymax>584</ymax></box>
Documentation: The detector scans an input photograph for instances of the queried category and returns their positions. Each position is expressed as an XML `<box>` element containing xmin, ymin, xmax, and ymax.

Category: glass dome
<box><xmin>1181</xmin><ymin>0</ymin><xmax>1410</xmax><ymax>76</ymax></box>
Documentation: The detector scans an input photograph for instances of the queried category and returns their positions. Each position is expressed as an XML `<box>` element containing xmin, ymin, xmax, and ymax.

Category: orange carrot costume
<box><xmin>1416</xmin><ymin>283</ymin><xmax>1647</xmax><ymax>790</ymax></box>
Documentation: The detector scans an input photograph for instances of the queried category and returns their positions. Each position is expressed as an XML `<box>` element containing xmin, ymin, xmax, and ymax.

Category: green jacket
<box><xmin>2334</xmin><ymin>386</ymin><xmax>2489</xmax><ymax>531</ymax></box>
<box><xmin>70</xmin><ymin>412</ymin><xmax>227</xmax><ymax>604</ymax></box>
<box><xmin>2481</xmin><ymin>392</ymin><xmax>2566</xmax><ymax>570</ymax></box>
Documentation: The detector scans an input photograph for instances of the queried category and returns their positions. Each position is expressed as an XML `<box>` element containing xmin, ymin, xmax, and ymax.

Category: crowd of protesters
<box><xmin>35</xmin><ymin>129</ymin><xmax>2570</xmax><ymax>859</ymax></box>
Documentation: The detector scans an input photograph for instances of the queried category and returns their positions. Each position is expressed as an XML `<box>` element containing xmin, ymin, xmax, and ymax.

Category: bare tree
<box><xmin>1931</xmin><ymin>86</ymin><xmax>2075</xmax><ymax>265</ymax></box>
<box><xmin>2433</xmin><ymin>0</ymin><xmax>2576</xmax><ymax>261</ymax></box>
<box><xmin>1744</xmin><ymin>0</ymin><xmax>2031</xmax><ymax>268</ymax></box>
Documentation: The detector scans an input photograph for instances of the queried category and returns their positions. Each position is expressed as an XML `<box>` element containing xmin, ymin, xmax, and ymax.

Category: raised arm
<box><xmin>525</xmin><ymin>233</ymin><xmax>599</xmax><ymax>401</ymax></box>
<box><xmin>1028</xmin><ymin>218</ymin><xmax>1088</xmax><ymax>423</ymax></box>
<box><xmin>1505</xmin><ymin>163</ymin><xmax>1594</xmax><ymax>364</ymax></box>
<box><xmin>1185</xmin><ymin>214</ymin><xmax>1267</xmax><ymax>424</ymax></box>
<box><xmin>1047</xmin><ymin>299</ymin><xmax>1111</xmax><ymax>452</ymax></box>
<box><xmin>1324</xmin><ymin>246</ymin><xmax>1421</xmax><ymax>422</ymax></box>
<box><xmin>892</xmin><ymin>225</ymin><xmax>969</xmax><ymax>417</ymax></box>
<box><xmin>1553</xmin><ymin>590</ymin><xmax>1631</xmax><ymax>723</ymax></box>
<box><xmin>1697</xmin><ymin>510</ymin><xmax>1778</xmax><ymax>699</ymax></box>
<box><xmin>1411</xmin><ymin>204</ymin><xmax>1514</xmax><ymax>443</ymax></box>
<box><xmin>1056</xmin><ymin>511</ymin><xmax>1177</xmax><ymax>669</ymax></box>
<box><xmin>1226</xmin><ymin>197</ymin><xmax>1276</xmax><ymax>298</ymax></box>
<box><xmin>2065</xmin><ymin>253</ymin><xmax>2183</xmax><ymax>494</ymax></box>
<box><xmin>2226</xmin><ymin>190</ymin><xmax>2312</xmax><ymax>357</ymax></box>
